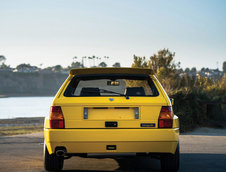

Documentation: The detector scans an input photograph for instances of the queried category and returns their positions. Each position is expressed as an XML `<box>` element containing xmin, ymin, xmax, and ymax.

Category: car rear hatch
<box><xmin>54</xmin><ymin>96</ymin><xmax>167</xmax><ymax>129</ymax></box>
<box><xmin>52</xmin><ymin>68</ymin><xmax>169</xmax><ymax>129</ymax></box>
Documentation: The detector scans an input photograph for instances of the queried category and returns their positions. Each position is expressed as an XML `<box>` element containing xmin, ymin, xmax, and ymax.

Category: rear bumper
<box><xmin>44</xmin><ymin>128</ymin><xmax>179</xmax><ymax>155</ymax></box>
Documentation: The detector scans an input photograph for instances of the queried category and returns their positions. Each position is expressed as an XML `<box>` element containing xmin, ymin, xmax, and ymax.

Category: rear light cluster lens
<box><xmin>158</xmin><ymin>106</ymin><xmax>173</xmax><ymax>128</ymax></box>
<box><xmin>49</xmin><ymin>106</ymin><xmax>65</xmax><ymax>129</ymax></box>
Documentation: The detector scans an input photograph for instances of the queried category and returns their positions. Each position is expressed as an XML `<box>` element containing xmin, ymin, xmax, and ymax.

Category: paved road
<box><xmin>0</xmin><ymin>128</ymin><xmax>226</xmax><ymax>172</ymax></box>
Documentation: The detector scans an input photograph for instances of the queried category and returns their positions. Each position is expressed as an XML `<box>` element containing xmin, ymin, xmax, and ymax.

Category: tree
<box><xmin>92</xmin><ymin>55</ymin><xmax>96</xmax><ymax>66</ymax></box>
<box><xmin>185</xmin><ymin>68</ymin><xmax>190</xmax><ymax>74</ymax></box>
<box><xmin>52</xmin><ymin>65</ymin><xmax>63</xmax><ymax>72</ymax></box>
<box><xmin>112</xmin><ymin>62</ymin><xmax>121</xmax><ymax>67</ymax></box>
<box><xmin>16</xmin><ymin>63</ymin><xmax>39</xmax><ymax>72</ymax></box>
<box><xmin>191</xmin><ymin>67</ymin><xmax>197</xmax><ymax>73</ymax></box>
<box><xmin>131</xmin><ymin>55</ymin><xmax>148</xmax><ymax>68</ymax></box>
<box><xmin>16</xmin><ymin>63</ymin><xmax>32</xmax><ymax>69</ymax></box>
<box><xmin>104</xmin><ymin>56</ymin><xmax>109</xmax><ymax>60</ymax></box>
<box><xmin>200</xmin><ymin>68</ymin><xmax>205</xmax><ymax>73</ymax></box>
<box><xmin>0</xmin><ymin>55</ymin><xmax>6</xmax><ymax>63</ymax></box>
<box><xmin>131</xmin><ymin>49</ymin><xmax>181</xmax><ymax>93</ymax></box>
<box><xmin>0</xmin><ymin>63</ymin><xmax>10</xmax><ymax>69</ymax></box>
<box><xmin>43</xmin><ymin>65</ymin><xmax>63</xmax><ymax>72</ymax></box>
<box><xmin>71</xmin><ymin>62</ymin><xmax>83</xmax><ymax>68</ymax></box>
<box><xmin>148</xmin><ymin>49</ymin><xmax>177</xmax><ymax>73</ymax></box>
<box><xmin>132</xmin><ymin>49</ymin><xmax>178</xmax><ymax>78</ymax></box>
<box><xmin>98</xmin><ymin>62</ymin><xmax>107</xmax><ymax>67</ymax></box>
<box><xmin>73</xmin><ymin>56</ymin><xmax>78</xmax><ymax>61</ymax></box>
<box><xmin>0</xmin><ymin>55</ymin><xmax>10</xmax><ymax>70</ymax></box>
<box><xmin>88</xmin><ymin>56</ymin><xmax>96</xmax><ymax>67</ymax></box>
<box><xmin>223</xmin><ymin>61</ymin><xmax>226</xmax><ymax>73</ymax></box>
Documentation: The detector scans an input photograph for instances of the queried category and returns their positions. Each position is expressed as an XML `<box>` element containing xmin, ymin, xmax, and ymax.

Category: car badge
<box><xmin>109</xmin><ymin>98</ymin><xmax>114</xmax><ymax>101</ymax></box>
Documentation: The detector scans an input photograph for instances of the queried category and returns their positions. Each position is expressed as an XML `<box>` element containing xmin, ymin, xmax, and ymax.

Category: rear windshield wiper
<box><xmin>99</xmin><ymin>89</ymin><xmax>129</xmax><ymax>99</ymax></box>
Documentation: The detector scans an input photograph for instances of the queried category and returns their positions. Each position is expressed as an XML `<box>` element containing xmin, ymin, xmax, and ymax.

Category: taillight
<box><xmin>49</xmin><ymin>106</ymin><xmax>65</xmax><ymax>129</ymax></box>
<box><xmin>158</xmin><ymin>106</ymin><xmax>173</xmax><ymax>128</ymax></box>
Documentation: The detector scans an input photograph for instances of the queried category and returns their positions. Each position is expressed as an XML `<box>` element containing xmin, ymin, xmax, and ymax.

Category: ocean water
<box><xmin>0</xmin><ymin>97</ymin><xmax>54</xmax><ymax>119</ymax></box>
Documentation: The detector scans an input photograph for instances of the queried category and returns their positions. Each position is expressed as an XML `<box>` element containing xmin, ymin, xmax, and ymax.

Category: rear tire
<box><xmin>160</xmin><ymin>143</ymin><xmax>180</xmax><ymax>171</ymax></box>
<box><xmin>44</xmin><ymin>145</ymin><xmax>64</xmax><ymax>171</ymax></box>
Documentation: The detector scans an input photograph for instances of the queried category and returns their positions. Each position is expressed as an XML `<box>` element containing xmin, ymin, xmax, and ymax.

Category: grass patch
<box><xmin>0</xmin><ymin>117</ymin><xmax>44</xmax><ymax>136</ymax></box>
<box><xmin>0</xmin><ymin>125</ymin><xmax>43</xmax><ymax>136</ymax></box>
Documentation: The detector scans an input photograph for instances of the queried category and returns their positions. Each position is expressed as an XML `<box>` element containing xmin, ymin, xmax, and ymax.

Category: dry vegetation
<box><xmin>0</xmin><ymin>117</ymin><xmax>44</xmax><ymax>136</ymax></box>
<box><xmin>132</xmin><ymin>49</ymin><xmax>226</xmax><ymax>132</ymax></box>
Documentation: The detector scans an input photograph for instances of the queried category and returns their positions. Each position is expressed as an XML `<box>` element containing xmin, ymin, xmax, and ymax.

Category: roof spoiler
<box><xmin>69</xmin><ymin>67</ymin><xmax>154</xmax><ymax>76</ymax></box>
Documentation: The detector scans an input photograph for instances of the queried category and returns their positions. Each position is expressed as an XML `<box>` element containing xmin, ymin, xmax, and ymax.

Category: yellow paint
<box><xmin>44</xmin><ymin>68</ymin><xmax>179</xmax><ymax>155</ymax></box>
<box><xmin>44</xmin><ymin>128</ymin><xmax>179</xmax><ymax>154</ymax></box>
<box><xmin>87</xmin><ymin>107</ymin><xmax>136</xmax><ymax>120</ymax></box>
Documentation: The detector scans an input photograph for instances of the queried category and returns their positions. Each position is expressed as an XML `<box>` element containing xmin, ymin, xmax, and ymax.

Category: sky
<box><xmin>0</xmin><ymin>0</ymin><xmax>226</xmax><ymax>70</ymax></box>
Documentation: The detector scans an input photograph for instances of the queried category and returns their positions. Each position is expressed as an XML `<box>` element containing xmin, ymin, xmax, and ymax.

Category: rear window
<box><xmin>64</xmin><ymin>74</ymin><xmax>159</xmax><ymax>97</ymax></box>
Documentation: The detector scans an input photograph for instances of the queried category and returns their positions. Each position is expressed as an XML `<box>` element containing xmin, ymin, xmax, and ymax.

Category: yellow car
<box><xmin>44</xmin><ymin>68</ymin><xmax>179</xmax><ymax>171</ymax></box>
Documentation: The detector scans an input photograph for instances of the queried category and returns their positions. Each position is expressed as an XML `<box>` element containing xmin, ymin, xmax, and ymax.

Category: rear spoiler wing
<box><xmin>69</xmin><ymin>68</ymin><xmax>154</xmax><ymax>76</ymax></box>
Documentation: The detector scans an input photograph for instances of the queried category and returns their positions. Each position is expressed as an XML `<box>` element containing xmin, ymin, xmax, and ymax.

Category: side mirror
<box><xmin>170</xmin><ymin>98</ymin><xmax>174</xmax><ymax>105</ymax></box>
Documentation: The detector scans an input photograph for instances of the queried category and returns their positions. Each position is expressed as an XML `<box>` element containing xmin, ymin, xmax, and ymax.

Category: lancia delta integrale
<box><xmin>44</xmin><ymin>68</ymin><xmax>179</xmax><ymax>171</ymax></box>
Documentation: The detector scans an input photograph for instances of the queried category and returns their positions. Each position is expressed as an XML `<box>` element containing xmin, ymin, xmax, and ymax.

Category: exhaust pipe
<box><xmin>56</xmin><ymin>149</ymin><xmax>66</xmax><ymax>157</ymax></box>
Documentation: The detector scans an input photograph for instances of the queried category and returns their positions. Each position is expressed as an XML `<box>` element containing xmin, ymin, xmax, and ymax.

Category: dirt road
<box><xmin>0</xmin><ymin>128</ymin><xmax>226</xmax><ymax>172</ymax></box>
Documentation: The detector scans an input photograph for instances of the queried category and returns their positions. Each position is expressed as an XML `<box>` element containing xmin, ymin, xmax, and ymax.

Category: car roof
<box><xmin>69</xmin><ymin>67</ymin><xmax>153</xmax><ymax>76</ymax></box>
